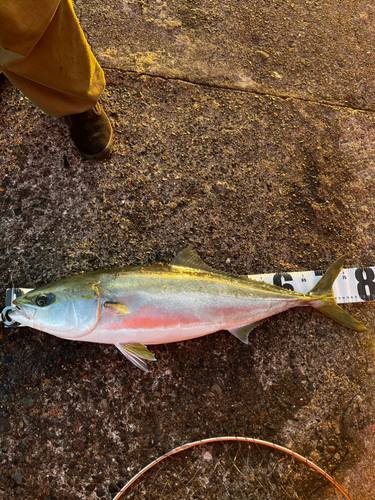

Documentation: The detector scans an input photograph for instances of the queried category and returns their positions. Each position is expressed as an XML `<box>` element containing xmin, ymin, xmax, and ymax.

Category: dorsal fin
<box><xmin>171</xmin><ymin>246</ymin><xmax>215</xmax><ymax>272</ymax></box>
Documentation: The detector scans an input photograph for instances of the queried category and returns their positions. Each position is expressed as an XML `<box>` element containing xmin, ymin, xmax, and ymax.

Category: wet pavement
<box><xmin>1</xmin><ymin>1</ymin><xmax>375</xmax><ymax>499</ymax></box>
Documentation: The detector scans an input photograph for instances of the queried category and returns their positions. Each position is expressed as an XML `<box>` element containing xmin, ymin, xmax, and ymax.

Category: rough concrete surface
<box><xmin>81</xmin><ymin>0</ymin><xmax>375</xmax><ymax>110</ymax></box>
<box><xmin>0</xmin><ymin>1</ymin><xmax>375</xmax><ymax>499</ymax></box>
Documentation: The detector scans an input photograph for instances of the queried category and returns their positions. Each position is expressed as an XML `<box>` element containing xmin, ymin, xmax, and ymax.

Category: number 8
<box><xmin>355</xmin><ymin>267</ymin><xmax>375</xmax><ymax>301</ymax></box>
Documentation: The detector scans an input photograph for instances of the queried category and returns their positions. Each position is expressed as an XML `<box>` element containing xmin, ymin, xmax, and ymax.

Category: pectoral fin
<box><xmin>229</xmin><ymin>319</ymin><xmax>266</xmax><ymax>344</ymax></box>
<box><xmin>104</xmin><ymin>302</ymin><xmax>131</xmax><ymax>315</ymax></box>
<box><xmin>115</xmin><ymin>343</ymin><xmax>156</xmax><ymax>372</ymax></box>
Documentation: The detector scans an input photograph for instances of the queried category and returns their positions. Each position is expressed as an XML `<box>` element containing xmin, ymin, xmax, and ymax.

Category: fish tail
<box><xmin>308</xmin><ymin>255</ymin><xmax>367</xmax><ymax>332</ymax></box>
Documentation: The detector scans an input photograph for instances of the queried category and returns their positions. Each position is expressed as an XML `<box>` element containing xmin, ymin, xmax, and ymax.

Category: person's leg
<box><xmin>0</xmin><ymin>0</ymin><xmax>112</xmax><ymax>158</ymax></box>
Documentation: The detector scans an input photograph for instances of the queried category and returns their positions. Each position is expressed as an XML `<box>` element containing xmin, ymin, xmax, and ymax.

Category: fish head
<box><xmin>9</xmin><ymin>279</ymin><xmax>101</xmax><ymax>339</ymax></box>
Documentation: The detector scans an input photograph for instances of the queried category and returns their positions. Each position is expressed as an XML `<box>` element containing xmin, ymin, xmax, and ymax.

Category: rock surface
<box><xmin>1</xmin><ymin>1</ymin><xmax>375</xmax><ymax>499</ymax></box>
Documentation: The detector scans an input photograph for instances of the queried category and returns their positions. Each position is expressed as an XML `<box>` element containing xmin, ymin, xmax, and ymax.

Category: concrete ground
<box><xmin>1</xmin><ymin>1</ymin><xmax>375</xmax><ymax>498</ymax></box>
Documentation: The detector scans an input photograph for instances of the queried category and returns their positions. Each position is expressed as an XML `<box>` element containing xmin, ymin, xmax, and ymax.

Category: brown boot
<box><xmin>64</xmin><ymin>103</ymin><xmax>113</xmax><ymax>159</ymax></box>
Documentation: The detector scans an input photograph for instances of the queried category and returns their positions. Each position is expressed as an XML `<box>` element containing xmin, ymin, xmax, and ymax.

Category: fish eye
<box><xmin>35</xmin><ymin>293</ymin><xmax>55</xmax><ymax>307</ymax></box>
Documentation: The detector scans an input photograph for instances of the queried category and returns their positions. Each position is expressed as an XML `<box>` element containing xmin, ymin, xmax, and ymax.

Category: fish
<box><xmin>8</xmin><ymin>247</ymin><xmax>366</xmax><ymax>371</ymax></box>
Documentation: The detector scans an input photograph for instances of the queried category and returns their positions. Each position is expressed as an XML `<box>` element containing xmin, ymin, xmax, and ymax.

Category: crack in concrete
<box><xmin>103</xmin><ymin>66</ymin><xmax>375</xmax><ymax>115</ymax></box>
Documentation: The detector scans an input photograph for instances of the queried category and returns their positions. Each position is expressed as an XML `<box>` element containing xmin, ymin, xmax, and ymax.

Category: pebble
<box><xmin>0</xmin><ymin>416</ymin><xmax>10</xmax><ymax>434</ymax></box>
<box><xmin>72</xmin><ymin>439</ymin><xmax>85</xmax><ymax>452</ymax></box>
<box><xmin>22</xmin><ymin>397</ymin><xmax>34</xmax><ymax>408</ymax></box>
<box><xmin>13</xmin><ymin>470</ymin><xmax>23</xmax><ymax>485</ymax></box>
<box><xmin>192</xmin><ymin>374</ymin><xmax>205</xmax><ymax>384</ymax></box>
<box><xmin>109</xmin><ymin>483</ymin><xmax>117</xmax><ymax>493</ymax></box>
<box><xmin>256</xmin><ymin>50</ymin><xmax>270</xmax><ymax>59</ymax></box>
<box><xmin>210</xmin><ymin>384</ymin><xmax>222</xmax><ymax>395</ymax></box>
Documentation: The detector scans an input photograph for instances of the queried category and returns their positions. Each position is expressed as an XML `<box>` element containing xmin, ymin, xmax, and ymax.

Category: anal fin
<box><xmin>229</xmin><ymin>319</ymin><xmax>266</xmax><ymax>344</ymax></box>
<box><xmin>115</xmin><ymin>343</ymin><xmax>156</xmax><ymax>372</ymax></box>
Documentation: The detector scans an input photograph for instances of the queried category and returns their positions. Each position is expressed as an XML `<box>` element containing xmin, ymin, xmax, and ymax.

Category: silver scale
<box><xmin>2</xmin><ymin>266</ymin><xmax>375</xmax><ymax>327</ymax></box>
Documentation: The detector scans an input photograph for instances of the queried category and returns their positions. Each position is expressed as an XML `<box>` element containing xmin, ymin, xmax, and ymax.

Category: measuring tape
<box><xmin>3</xmin><ymin>266</ymin><xmax>374</xmax><ymax>327</ymax></box>
<box><xmin>249</xmin><ymin>266</ymin><xmax>375</xmax><ymax>303</ymax></box>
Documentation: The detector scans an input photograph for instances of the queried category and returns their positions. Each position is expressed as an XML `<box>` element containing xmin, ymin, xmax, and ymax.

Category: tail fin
<box><xmin>309</xmin><ymin>256</ymin><xmax>367</xmax><ymax>332</ymax></box>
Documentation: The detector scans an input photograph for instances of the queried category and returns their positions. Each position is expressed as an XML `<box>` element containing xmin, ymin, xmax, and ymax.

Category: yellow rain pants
<box><xmin>0</xmin><ymin>0</ymin><xmax>105</xmax><ymax>117</ymax></box>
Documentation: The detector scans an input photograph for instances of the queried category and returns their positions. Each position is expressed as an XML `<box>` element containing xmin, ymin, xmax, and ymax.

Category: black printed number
<box><xmin>355</xmin><ymin>267</ymin><xmax>375</xmax><ymax>302</ymax></box>
<box><xmin>273</xmin><ymin>273</ymin><xmax>294</xmax><ymax>291</ymax></box>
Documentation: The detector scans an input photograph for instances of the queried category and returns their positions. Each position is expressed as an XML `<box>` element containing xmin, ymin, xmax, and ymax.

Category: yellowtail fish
<box><xmin>8</xmin><ymin>247</ymin><xmax>366</xmax><ymax>371</ymax></box>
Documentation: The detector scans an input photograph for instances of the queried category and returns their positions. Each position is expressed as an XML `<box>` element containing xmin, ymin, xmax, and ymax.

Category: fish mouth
<box><xmin>11</xmin><ymin>303</ymin><xmax>37</xmax><ymax>322</ymax></box>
